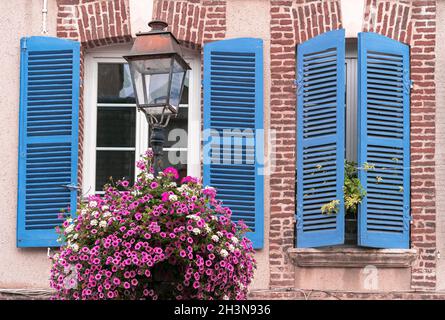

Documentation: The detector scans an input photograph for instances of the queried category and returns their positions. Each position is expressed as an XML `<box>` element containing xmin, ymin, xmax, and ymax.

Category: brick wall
<box><xmin>57</xmin><ymin>0</ymin><xmax>132</xmax><ymax>46</ymax></box>
<box><xmin>363</xmin><ymin>0</ymin><xmax>438</xmax><ymax>291</ymax></box>
<box><xmin>362</xmin><ymin>0</ymin><xmax>413</xmax><ymax>42</ymax></box>
<box><xmin>153</xmin><ymin>0</ymin><xmax>226</xmax><ymax>48</ymax></box>
<box><xmin>268</xmin><ymin>0</ymin><xmax>343</xmax><ymax>288</ymax></box>
<box><xmin>435</xmin><ymin>0</ymin><xmax>445</xmax><ymax>291</ymax></box>
<box><xmin>54</xmin><ymin>0</ymin><xmax>439</xmax><ymax>294</ymax></box>
<box><xmin>267</xmin><ymin>0</ymin><xmax>438</xmax><ymax>291</ymax></box>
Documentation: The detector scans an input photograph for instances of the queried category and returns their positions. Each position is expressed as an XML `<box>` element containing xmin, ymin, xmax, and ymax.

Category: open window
<box><xmin>296</xmin><ymin>30</ymin><xmax>411</xmax><ymax>249</ymax></box>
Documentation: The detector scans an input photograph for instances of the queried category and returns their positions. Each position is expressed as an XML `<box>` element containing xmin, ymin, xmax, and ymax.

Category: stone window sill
<box><xmin>288</xmin><ymin>247</ymin><xmax>417</xmax><ymax>268</ymax></box>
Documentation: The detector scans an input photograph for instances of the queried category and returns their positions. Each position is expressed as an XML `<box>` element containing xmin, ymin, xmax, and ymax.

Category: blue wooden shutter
<box><xmin>296</xmin><ymin>29</ymin><xmax>346</xmax><ymax>248</ymax></box>
<box><xmin>203</xmin><ymin>38</ymin><xmax>264</xmax><ymax>249</ymax></box>
<box><xmin>17</xmin><ymin>36</ymin><xmax>80</xmax><ymax>247</ymax></box>
<box><xmin>357</xmin><ymin>32</ymin><xmax>410</xmax><ymax>248</ymax></box>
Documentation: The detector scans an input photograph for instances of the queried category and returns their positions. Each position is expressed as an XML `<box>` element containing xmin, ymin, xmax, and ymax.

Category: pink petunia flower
<box><xmin>150</xmin><ymin>181</ymin><xmax>159</xmax><ymax>189</ymax></box>
<box><xmin>163</xmin><ymin>167</ymin><xmax>179</xmax><ymax>180</ymax></box>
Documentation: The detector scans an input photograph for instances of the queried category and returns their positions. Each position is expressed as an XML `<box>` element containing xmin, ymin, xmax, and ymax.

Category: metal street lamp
<box><xmin>123</xmin><ymin>20</ymin><xmax>191</xmax><ymax>175</ymax></box>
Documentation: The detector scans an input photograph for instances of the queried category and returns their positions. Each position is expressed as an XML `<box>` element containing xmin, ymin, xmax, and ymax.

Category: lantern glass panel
<box><xmin>169</xmin><ymin>59</ymin><xmax>186</xmax><ymax>108</ymax></box>
<box><xmin>129</xmin><ymin>57</ymin><xmax>173</xmax><ymax>107</ymax></box>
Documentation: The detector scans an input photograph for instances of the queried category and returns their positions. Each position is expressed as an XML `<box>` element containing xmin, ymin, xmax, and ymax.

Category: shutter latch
<box><xmin>61</xmin><ymin>184</ymin><xmax>80</xmax><ymax>191</ymax></box>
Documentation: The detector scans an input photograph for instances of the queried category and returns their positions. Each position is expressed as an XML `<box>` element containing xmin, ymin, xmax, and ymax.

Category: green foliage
<box><xmin>320</xmin><ymin>161</ymin><xmax>366</xmax><ymax>216</ymax></box>
<box><xmin>362</xmin><ymin>162</ymin><xmax>375</xmax><ymax>171</ymax></box>
<box><xmin>343</xmin><ymin>161</ymin><xmax>366</xmax><ymax>216</ymax></box>
<box><xmin>321</xmin><ymin>200</ymin><xmax>340</xmax><ymax>215</ymax></box>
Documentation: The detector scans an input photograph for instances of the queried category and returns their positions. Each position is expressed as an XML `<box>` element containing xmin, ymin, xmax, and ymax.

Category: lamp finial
<box><xmin>148</xmin><ymin>20</ymin><xmax>168</xmax><ymax>32</ymax></box>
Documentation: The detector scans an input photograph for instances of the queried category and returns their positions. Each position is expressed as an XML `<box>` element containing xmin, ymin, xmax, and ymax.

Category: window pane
<box><xmin>180</xmin><ymin>71</ymin><xmax>189</xmax><ymax>105</ymax></box>
<box><xmin>345</xmin><ymin>58</ymin><xmax>358</xmax><ymax>163</ymax></box>
<box><xmin>95</xmin><ymin>151</ymin><xmax>135</xmax><ymax>191</ymax></box>
<box><xmin>345</xmin><ymin>215</ymin><xmax>358</xmax><ymax>245</ymax></box>
<box><xmin>160</xmin><ymin>150</ymin><xmax>187</xmax><ymax>181</ymax></box>
<box><xmin>98</xmin><ymin>63</ymin><xmax>135</xmax><ymax>103</ymax></box>
<box><xmin>151</xmin><ymin>107</ymin><xmax>188</xmax><ymax>148</ymax></box>
<box><xmin>97</xmin><ymin>107</ymin><xmax>136</xmax><ymax>147</ymax></box>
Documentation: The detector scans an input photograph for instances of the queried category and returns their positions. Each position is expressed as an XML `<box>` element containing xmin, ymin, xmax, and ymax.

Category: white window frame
<box><xmin>83</xmin><ymin>44</ymin><xmax>201</xmax><ymax>197</ymax></box>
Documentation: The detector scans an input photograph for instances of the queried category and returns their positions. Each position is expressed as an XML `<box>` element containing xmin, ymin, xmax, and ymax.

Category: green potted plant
<box><xmin>321</xmin><ymin>161</ymin><xmax>367</xmax><ymax>244</ymax></box>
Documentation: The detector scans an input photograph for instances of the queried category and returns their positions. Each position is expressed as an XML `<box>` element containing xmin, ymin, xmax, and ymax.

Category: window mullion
<box><xmin>135</xmin><ymin>107</ymin><xmax>147</xmax><ymax>178</ymax></box>
<box><xmin>82</xmin><ymin>56</ymin><xmax>99</xmax><ymax>197</ymax></box>
<box><xmin>187</xmin><ymin>58</ymin><xmax>201</xmax><ymax>178</ymax></box>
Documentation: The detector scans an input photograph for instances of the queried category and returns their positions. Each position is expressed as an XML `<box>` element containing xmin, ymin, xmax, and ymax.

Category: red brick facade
<box><xmin>269</xmin><ymin>0</ymin><xmax>343</xmax><ymax>289</ymax></box>
<box><xmin>153</xmin><ymin>0</ymin><xmax>227</xmax><ymax>48</ymax></box>
<box><xmin>364</xmin><ymin>0</ymin><xmax>438</xmax><ymax>290</ymax></box>
<box><xmin>57</xmin><ymin>0</ymin><xmax>132</xmax><ymax>46</ymax></box>
<box><xmin>56</xmin><ymin>0</ymin><xmax>227</xmax><ymax>47</ymax></box>
<box><xmin>55</xmin><ymin>0</ymin><xmax>440</xmax><ymax>295</ymax></box>
<box><xmin>267</xmin><ymin>0</ymin><xmax>438</xmax><ymax>291</ymax></box>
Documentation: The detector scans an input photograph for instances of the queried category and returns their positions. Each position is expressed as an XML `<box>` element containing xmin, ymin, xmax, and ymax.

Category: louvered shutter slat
<box><xmin>296</xmin><ymin>29</ymin><xmax>346</xmax><ymax>248</ymax></box>
<box><xmin>357</xmin><ymin>32</ymin><xmax>410</xmax><ymax>249</ymax></box>
<box><xmin>17</xmin><ymin>37</ymin><xmax>80</xmax><ymax>247</ymax></box>
<box><xmin>203</xmin><ymin>38</ymin><xmax>264</xmax><ymax>249</ymax></box>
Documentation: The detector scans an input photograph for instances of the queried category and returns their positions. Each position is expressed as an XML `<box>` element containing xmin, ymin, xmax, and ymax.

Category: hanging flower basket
<box><xmin>49</xmin><ymin>151</ymin><xmax>256</xmax><ymax>300</ymax></box>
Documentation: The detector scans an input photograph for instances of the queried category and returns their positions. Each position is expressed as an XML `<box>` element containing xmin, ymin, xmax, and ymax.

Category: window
<box><xmin>345</xmin><ymin>39</ymin><xmax>358</xmax><ymax>245</ymax></box>
<box><xmin>296</xmin><ymin>30</ymin><xmax>411</xmax><ymax>249</ymax></box>
<box><xmin>83</xmin><ymin>45</ymin><xmax>201</xmax><ymax>196</ymax></box>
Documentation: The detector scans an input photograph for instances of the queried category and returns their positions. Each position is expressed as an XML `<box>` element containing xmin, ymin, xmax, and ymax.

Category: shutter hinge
<box><xmin>410</xmin><ymin>80</ymin><xmax>414</xmax><ymax>89</ymax></box>
<box><xmin>296</xmin><ymin>70</ymin><xmax>303</xmax><ymax>95</ymax></box>
<box><xmin>201</xmin><ymin>80</ymin><xmax>204</xmax><ymax>87</ymax></box>
<box><xmin>296</xmin><ymin>219</ymin><xmax>302</xmax><ymax>230</ymax></box>
<box><xmin>295</xmin><ymin>205</ymin><xmax>303</xmax><ymax>230</ymax></box>
<box><xmin>21</xmin><ymin>38</ymin><xmax>27</xmax><ymax>51</ymax></box>
<box><xmin>61</xmin><ymin>184</ymin><xmax>80</xmax><ymax>191</ymax></box>
<box><xmin>403</xmin><ymin>70</ymin><xmax>410</xmax><ymax>94</ymax></box>
<box><xmin>404</xmin><ymin>206</ymin><xmax>411</xmax><ymax>230</ymax></box>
